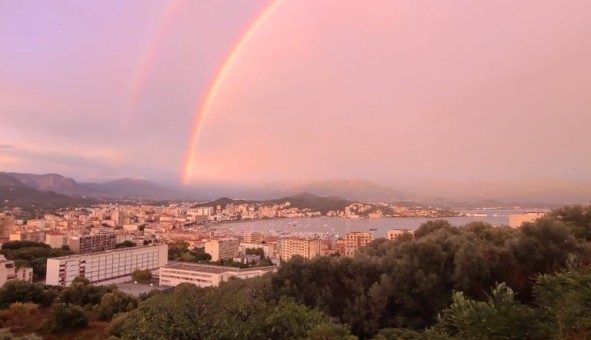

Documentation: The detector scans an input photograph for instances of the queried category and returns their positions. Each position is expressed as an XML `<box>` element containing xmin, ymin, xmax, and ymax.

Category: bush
<box><xmin>46</xmin><ymin>303</ymin><xmax>87</xmax><ymax>333</ymax></box>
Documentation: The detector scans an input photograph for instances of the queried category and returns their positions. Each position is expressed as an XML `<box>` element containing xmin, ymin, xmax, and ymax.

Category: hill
<box><xmin>0</xmin><ymin>174</ymin><xmax>93</xmax><ymax>210</ymax></box>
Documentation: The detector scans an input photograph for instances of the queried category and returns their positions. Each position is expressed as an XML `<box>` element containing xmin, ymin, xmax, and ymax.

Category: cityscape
<box><xmin>1</xmin><ymin>0</ymin><xmax>591</xmax><ymax>339</ymax></box>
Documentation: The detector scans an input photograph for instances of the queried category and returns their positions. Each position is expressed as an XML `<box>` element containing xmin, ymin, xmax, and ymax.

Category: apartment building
<box><xmin>204</xmin><ymin>238</ymin><xmax>239</xmax><ymax>261</ymax></box>
<box><xmin>46</xmin><ymin>232</ymin><xmax>66</xmax><ymax>249</ymax></box>
<box><xmin>160</xmin><ymin>262</ymin><xmax>277</xmax><ymax>288</ymax></box>
<box><xmin>0</xmin><ymin>255</ymin><xmax>32</xmax><ymax>286</ymax></box>
<box><xmin>345</xmin><ymin>231</ymin><xmax>374</xmax><ymax>257</ymax></box>
<box><xmin>387</xmin><ymin>228</ymin><xmax>412</xmax><ymax>240</ymax></box>
<box><xmin>9</xmin><ymin>230</ymin><xmax>46</xmax><ymax>243</ymax></box>
<box><xmin>69</xmin><ymin>233</ymin><xmax>116</xmax><ymax>253</ymax></box>
<box><xmin>280</xmin><ymin>238</ymin><xmax>321</xmax><ymax>261</ymax></box>
<box><xmin>0</xmin><ymin>214</ymin><xmax>16</xmax><ymax>240</ymax></box>
<box><xmin>46</xmin><ymin>244</ymin><xmax>168</xmax><ymax>287</ymax></box>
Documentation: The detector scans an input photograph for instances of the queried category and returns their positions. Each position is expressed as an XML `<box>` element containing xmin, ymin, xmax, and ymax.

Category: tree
<box><xmin>131</xmin><ymin>269</ymin><xmax>151</xmax><ymax>283</ymax></box>
<box><xmin>430</xmin><ymin>283</ymin><xmax>538</xmax><ymax>339</ymax></box>
<box><xmin>96</xmin><ymin>290</ymin><xmax>138</xmax><ymax>321</ymax></box>
<box><xmin>0</xmin><ymin>281</ymin><xmax>54</xmax><ymax>308</ymax></box>
<box><xmin>46</xmin><ymin>303</ymin><xmax>87</xmax><ymax>333</ymax></box>
<box><xmin>116</xmin><ymin>240</ymin><xmax>136</xmax><ymax>249</ymax></box>
<box><xmin>59</xmin><ymin>277</ymin><xmax>113</xmax><ymax>308</ymax></box>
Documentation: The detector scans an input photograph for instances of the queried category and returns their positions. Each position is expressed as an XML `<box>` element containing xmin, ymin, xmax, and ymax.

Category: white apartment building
<box><xmin>46</xmin><ymin>244</ymin><xmax>168</xmax><ymax>287</ymax></box>
<box><xmin>46</xmin><ymin>232</ymin><xmax>66</xmax><ymax>249</ymax></box>
<box><xmin>205</xmin><ymin>238</ymin><xmax>239</xmax><ymax>261</ymax></box>
<box><xmin>160</xmin><ymin>262</ymin><xmax>277</xmax><ymax>288</ymax></box>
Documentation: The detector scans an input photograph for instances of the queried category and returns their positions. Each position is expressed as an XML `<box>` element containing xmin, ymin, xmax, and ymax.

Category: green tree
<box><xmin>96</xmin><ymin>290</ymin><xmax>138</xmax><ymax>321</ymax></box>
<box><xmin>131</xmin><ymin>269</ymin><xmax>151</xmax><ymax>283</ymax></box>
<box><xmin>430</xmin><ymin>283</ymin><xmax>537</xmax><ymax>339</ymax></box>
<box><xmin>46</xmin><ymin>303</ymin><xmax>87</xmax><ymax>333</ymax></box>
<box><xmin>0</xmin><ymin>281</ymin><xmax>54</xmax><ymax>308</ymax></box>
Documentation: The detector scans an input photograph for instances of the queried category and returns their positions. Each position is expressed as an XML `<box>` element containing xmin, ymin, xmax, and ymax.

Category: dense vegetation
<box><xmin>0</xmin><ymin>241</ymin><xmax>72</xmax><ymax>280</ymax></box>
<box><xmin>1</xmin><ymin>205</ymin><xmax>591</xmax><ymax>339</ymax></box>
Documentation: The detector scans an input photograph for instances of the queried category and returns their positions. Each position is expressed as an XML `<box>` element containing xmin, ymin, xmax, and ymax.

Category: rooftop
<box><xmin>47</xmin><ymin>244</ymin><xmax>167</xmax><ymax>261</ymax></box>
<box><xmin>163</xmin><ymin>262</ymin><xmax>276</xmax><ymax>275</ymax></box>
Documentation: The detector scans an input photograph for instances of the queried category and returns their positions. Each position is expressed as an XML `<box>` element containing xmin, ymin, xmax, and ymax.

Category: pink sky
<box><xmin>1</xmin><ymin>0</ymin><xmax>590</xmax><ymax>197</ymax></box>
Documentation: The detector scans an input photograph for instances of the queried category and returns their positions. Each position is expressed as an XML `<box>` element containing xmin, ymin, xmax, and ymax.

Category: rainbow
<box><xmin>122</xmin><ymin>0</ymin><xmax>185</xmax><ymax>127</ymax></box>
<box><xmin>181</xmin><ymin>0</ymin><xmax>283</xmax><ymax>184</ymax></box>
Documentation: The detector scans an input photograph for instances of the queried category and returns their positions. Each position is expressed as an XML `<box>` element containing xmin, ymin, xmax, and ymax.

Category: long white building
<box><xmin>159</xmin><ymin>262</ymin><xmax>276</xmax><ymax>288</ymax></box>
<box><xmin>46</xmin><ymin>244</ymin><xmax>168</xmax><ymax>287</ymax></box>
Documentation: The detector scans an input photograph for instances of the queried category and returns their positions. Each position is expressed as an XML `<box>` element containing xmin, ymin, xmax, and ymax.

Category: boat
<box><xmin>369</xmin><ymin>228</ymin><xmax>378</xmax><ymax>231</ymax></box>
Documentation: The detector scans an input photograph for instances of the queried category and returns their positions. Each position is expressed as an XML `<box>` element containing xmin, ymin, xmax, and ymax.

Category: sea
<box><xmin>217</xmin><ymin>209</ymin><xmax>524</xmax><ymax>239</ymax></box>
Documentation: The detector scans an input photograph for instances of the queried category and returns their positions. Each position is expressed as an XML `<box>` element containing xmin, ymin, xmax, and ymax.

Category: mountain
<box><xmin>83</xmin><ymin>178</ymin><xmax>177</xmax><ymax>198</ymax></box>
<box><xmin>274</xmin><ymin>179</ymin><xmax>412</xmax><ymax>202</ymax></box>
<box><xmin>0</xmin><ymin>172</ymin><xmax>176</xmax><ymax>199</ymax></box>
<box><xmin>0</xmin><ymin>173</ymin><xmax>93</xmax><ymax>209</ymax></box>
<box><xmin>6</xmin><ymin>172</ymin><xmax>93</xmax><ymax>196</ymax></box>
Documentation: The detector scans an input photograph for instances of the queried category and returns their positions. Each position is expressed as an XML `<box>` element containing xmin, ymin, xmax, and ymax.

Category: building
<box><xmin>9</xmin><ymin>230</ymin><xmax>46</xmax><ymax>243</ymax></box>
<box><xmin>0</xmin><ymin>214</ymin><xmax>16</xmax><ymax>240</ymax></box>
<box><xmin>46</xmin><ymin>232</ymin><xmax>66</xmax><ymax>249</ymax></box>
<box><xmin>387</xmin><ymin>229</ymin><xmax>412</xmax><ymax>240</ymax></box>
<box><xmin>0</xmin><ymin>255</ymin><xmax>32</xmax><ymax>286</ymax></box>
<box><xmin>69</xmin><ymin>233</ymin><xmax>116</xmax><ymax>253</ymax></box>
<box><xmin>239</xmin><ymin>242</ymin><xmax>273</xmax><ymax>258</ymax></box>
<box><xmin>242</xmin><ymin>231</ymin><xmax>263</xmax><ymax>243</ymax></box>
<box><xmin>160</xmin><ymin>262</ymin><xmax>276</xmax><ymax>288</ymax></box>
<box><xmin>345</xmin><ymin>232</ymin><xmax>374</xmax><ymax>257</ymax></box>
<box><xmin>204</xmin><ymin>238</ymin><xmax>239</xmax><ymax>261</ymax></box>
<box><xmin>46</xmin><ymin>244</ymin><xmax>168</xmax><ymax>287</ymax></box>
<box><xmin>280</xmin><ymin>238</ymin><xmax>321</xmax><ymax>261</ymax></box>
<box><xmin>509</xmin><ymin>212</ymin><xmax>546</xmax><ymax>228</ymax></box>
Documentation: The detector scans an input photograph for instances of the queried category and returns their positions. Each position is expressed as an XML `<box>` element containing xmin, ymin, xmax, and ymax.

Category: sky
<box><xmin>1</xmin><ymin>0</ymin><xmax>590</xmax><ymax>197</ymax></box>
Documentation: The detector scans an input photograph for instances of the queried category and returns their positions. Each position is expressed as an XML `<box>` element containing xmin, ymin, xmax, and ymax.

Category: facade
<box><xmin>345</xmin><ymin>232</ymin><xmax>374</xmax><ymax>257</ymax></box>
<box><xmin>280</xmin><ymin>238</ymin><xmax>321</xmax><ymax>261</ymax></box>
<box><xmin>46</xmin><ymin>232</ymin><xmax>66</xmax><ymax>249</ymax></box>
<box><xmin>0</xmin><ymin>255</ymin><xmax>32</xmax><ymax>286</ymax></box>
<box><xmin>204</xmin><ymin>238</ymin><xmax>239</xmax><ymax>261</ymax></box>
<box><xmin>9</xmin><ymin>230</ymin><xmax>46</xmax><ymax>243</ymax></box>
<box><xmin>509</xmin><ymin>212</ymin><xmax>546</xmax><ymax>228</ymax></box>
<box><xmin>160</xmin><ymin>262</ymin><xmax>277</xmax><ymax>288</ymax></box>
<box><xmin>387</xmin><ymin>229</ymin><xmax>412</xmax><ymax>240</ymax></box>
<box><xmin>0</xmin><ymin>214</ymin><xmax>16</xmax><ymax>240</ymax></box>
<box><xmin>46</xmin><ymin>244</ymin><xmax>168</xmax><ymax>287</ymax></box>
<box><xmin>69</xmin><ymin>233</ymin><xmax>116</xmax><ymax>253</ymax></box>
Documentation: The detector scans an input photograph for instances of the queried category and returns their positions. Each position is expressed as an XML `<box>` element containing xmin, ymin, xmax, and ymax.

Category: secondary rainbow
<box><xmin>182</xmin><ymin>0</ymin><xmax>282</xmax><ymax>183</ymax></box>
<box><xmin>122</xmin><ymin>0</ymin><xmax>184</xmax><ymax>128</ymax></box>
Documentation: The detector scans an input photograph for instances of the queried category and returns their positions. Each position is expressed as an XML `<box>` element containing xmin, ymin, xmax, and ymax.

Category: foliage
<box><xmin>96</xmin><ymin>290</ymin><xmax>138</xmax><ymax>321</ymax></box>
<box><xmin>45</xmin><ymin>303</ymin><xmax>87</xmax><ymax>333</ymax></box>
<box><xmin>109</xmin><ymin>276</ymin><xmax>355</xmax><ymax>339</ymax></box>
<box><xmin>271</xmin><ymin>217</ymin><xmax>585</xmax><ymax>338</ymax></box>
<box><xmin>0</xmin><ymin>242</ymin><xmax>72</xmax><ymax>279</ymax></box>
<box><xmin>533</xmin><ymin>270</ymin><xmax>591</xmax><ymax>338</ymax></box>
<box><xmin>59</xmin><ymin>277</ymin><xmax>114</xmax><ymax>308</ymax></box>
<box><xmin>131</xmin><ymin>269</ymin><xmax>151</xmax><ymax>283</ymax></box>
<box><xmin>430</xmin><ymin>283</ymin><xmax>538</xmax><ymax>339</ymax></box>
<box><xmin>116</xmin><ymin>240</ymin><xmax>136</xmax><ymax>249</ymax></box>
<box><xmin>245</xmin><ymin>248</ymin><xmax>265</xmax><ymax>257</ymax></box>
<box><xmin>0</xmin><ymin>281</ymin><xmax>54</xmax><ymax>308</ymax></box>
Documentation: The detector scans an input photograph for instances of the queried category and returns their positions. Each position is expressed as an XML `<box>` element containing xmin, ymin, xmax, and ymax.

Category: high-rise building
<box><xmin>69</xmin><ymin>233</ymin><xmax>116</xmax><ymax>253</ymax></box>
<box><xmin>280</xmin><ymin>238</ymin><xmax>321</xmax><ymax>261</ymax></box>
<box><xmin>46</xmin><ymin>244</ymin><xmax>168</xmax><ymax>287</ymax></box>
<box><xmin>345</xmin><ymin>232</ymin><xmax>374</xmax><ymax>257</ymax></box>
<box><xmin>204</xmin><ymin>238</ymin><xmax>239</xmax><ymax>261</ymax></box>
<box><xmin>0</xmin><ymin>214</ymin><xmax>16</xmax><ymax>240</ymax></box>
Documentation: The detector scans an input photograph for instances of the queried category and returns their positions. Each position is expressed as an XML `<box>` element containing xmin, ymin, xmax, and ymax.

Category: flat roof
<box><xmin>162</xmin><ymin>262</ymin><xmax>276</xmax><ymax>274</ymax></box>
<box><xmin>47</xmin><ymin>244</ymin><xmax>167</xmax><ymax>261</ymax></box>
